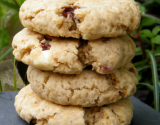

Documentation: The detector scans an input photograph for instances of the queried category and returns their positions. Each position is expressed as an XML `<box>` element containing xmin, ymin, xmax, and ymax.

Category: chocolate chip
<box><xmin>101</xmin><ymin>65</ymin><xmax>112</xmax><ymax>72</ymax></box>
<box><xmin>62</xmin><ymin>6</ymin><xmax>80</xmax><ymax>20</ymax></box>
<box><xmin>41</xmin><ymin>42</ymin><xmax>51</xmax><ymax>51</ymax></box>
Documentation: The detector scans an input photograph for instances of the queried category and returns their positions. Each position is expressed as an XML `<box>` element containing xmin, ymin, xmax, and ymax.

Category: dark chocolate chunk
<box><xmin>41</xmin><ymin>42</ymin><xmax>51</xmax><ymax>51</ymax></box>
<box><xmin>62</xmin><ymin>6</ymin><xmax>80</xmax><ymax>20</ymax></box>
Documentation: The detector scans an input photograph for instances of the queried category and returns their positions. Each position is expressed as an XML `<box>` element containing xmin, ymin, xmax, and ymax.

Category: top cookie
<box><xmin>19</xmin><ymin>0</ymin><xmax>141</xmax><ymax>40</ymax></box>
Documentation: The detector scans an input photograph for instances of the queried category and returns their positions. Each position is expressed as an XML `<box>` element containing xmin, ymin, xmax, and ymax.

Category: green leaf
<box><xmin>140</xmin><ymin>17</ymin><xmax>155</xmax><ymax>29</ymax></box>
<box><xmin>133</xmin><ymin>59</ymin><xmax>148</xmax><ymax>67</ymax></box>
<box><xmin>135</xmin><ymin>47</ymin><xmax>142</xmax><ymax>56</ymax></box>
<box><xmin>151</xmin><ymin>35</ymin><xmax>160</xmax><ymax>44</ymax></box>
<box><xmin>137</xmin><ymin>65</ymin><xmax>150</xmax><ymax>72</ymax></box>
<box><xmin>142</xmin><ymin>0</ymin><xmax>154</xmax><ymax>7</ymax></box>
<box><xmin>142</xmin><ymin>14</ymin><xmax>160</xmax><ymax>25</ymax></box>
<box><xmin>0</xmin><ymin>0</ymin><xmax>19</xmax><ymax>11</ymax></box>
<box><xmin>138</xmin><ymin>83</ymin><xmax>154</xmax><ymax>91</ymax></box>
<box><xmin>7</xmin><ymin>13</ymin><xmax>23</xmax><ymax>38</ymax></box>
<box><xmin>138</xmin><ymin>74</ymin><xmax>142</xmax><ymax>81</ymax></box>
<box><xmin>146</xmin><ymin>51</ymin><xmax>159</xmax><ymax>112</ymax></box>
<box><xmin>155</xmin><ymin>0</ymin><xmax>160</xmax><ymax>4</ymax></box>
<box><xmin>138</xmin><ymin>4</ymin><xmax>146</xmax><ymax>14</ymax></box>
<box><xmin>0</xmin><ymin>47</ymin><xmax>13</xmax><ymax>62</ymax></box>
<box><xmin>17</xmin><ymin>0</ymin><xmax>25</xmax><ymax>5</ymax></box>
<box><xmin>140</xmin><ymin>35</ymin><xmax>151</xmax><ymax>44</ymax></box>
<box><xmin>152</xmin><ymin>26</ymin><xmax>160</xmax><ymax>36</ymax></box>
<box><xmin>155</xmin><ymin>46</ymin><xmax>160</xmax><ymax>54</ymax></box>
<box><xmin>136</xmin><ymin>47</ymin><xmax>142</xmax><ymax>53</ymax></box>
<box><xmin>140</xmin><ymin>29</ymin><xmax>153</xmax><ymax>38</ymax></box>
<box><xmin>0</xmin><ymin>28</ymin><xmax>10</xmax><ymax>51</ymax></box>
<box><xmin>154</xmin><ymin>53</ymin><xmax>160</xmax><ymax>57</ymax></box>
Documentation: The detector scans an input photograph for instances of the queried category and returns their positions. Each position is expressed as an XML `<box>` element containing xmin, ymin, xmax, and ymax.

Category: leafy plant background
<box><xmin>0</xmin><ymin>0</ymin><xmax>160</xmax><ymax>111</ymax></box>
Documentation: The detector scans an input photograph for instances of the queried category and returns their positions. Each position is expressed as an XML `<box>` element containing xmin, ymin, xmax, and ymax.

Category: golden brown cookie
<box><xmin>19</xmin><ymin>0</ymin><xmax>141</xmax><ymax>40</ymax></box>
<box><xmin>15</xmin><ymin>85</ymin><xmax>134</xmax><ymax>125</ymax></box>
<box><xmin>27</xmin><ymin>63</ymin><xmax>138</xmax><ymax>107</ymax></box>
<box><xmin>78</xmin><ymin>36</ymin><xmax>136</xmax><ymax>74</ymax></box>
<box><xmin>12</xmin><ymin>28</ymin><xmax>136</xmax><ymax>74</ymax></box>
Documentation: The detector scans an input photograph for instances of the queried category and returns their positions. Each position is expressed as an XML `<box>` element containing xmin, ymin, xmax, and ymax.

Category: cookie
<box><xmin>78</xmin><ymin>36</ymin><xmax>136</xmax><ymax>74</ymax></box>
<box><xmin>12</xmin><ymin>28</ymin><xmax>136</xmax><ymax>74</ymax></box>
<box><xmin>12</xmin><ymin>28</ymin><xmax>84</xmax><ymax>74</ymax></box>
<box><xmin>19</xmin><ymin>0</ymin><xmax>141</xmax><ymax>40</ymax></box>
<box><xmin>14</xmin><ymin>85</ymin><xmax>85</xmax><ymax>125</ymax></box>
<box><xmin>27</xmin><ymin>63</ymin><xmax>138</xmax><ymax>107</ymax></box>
<box><xmin>15</xmin><ymin>85</ymin><xmax>134</xmax><ymax>125</ymax></box>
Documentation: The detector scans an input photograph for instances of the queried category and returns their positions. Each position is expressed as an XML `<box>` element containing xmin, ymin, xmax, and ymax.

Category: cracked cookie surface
<box><xmin>27</xmin><ymin>63</ymin><xmax>138</xmax><ymax>107</ymax></box>
<box><xmin>15</xmin><ymin>85</ymin><xmax>133</xmax><ymax>125</ymax></box>
<box><xmin>14</xmin><ymin>85</ymin><xmax>85</xmax><ymax>125</ymax></box>
<box><xmin>78</xmin><ymin>36</ymin><xmax>136</xmax><ymax>74</ymax></box>
<box><xmin>12</xmin><ymin>28</ymin><xmax>84</xmax><ymax>74</ymax></box>
<box><xmin>19</xmin><ymin>0</ymin><xmax>141</xmax><ymax>40</ymax></box>
<box><xmin>12</xmin><ymin>28</ymin><xmax>136</xmax><ymax>74</ymax></box>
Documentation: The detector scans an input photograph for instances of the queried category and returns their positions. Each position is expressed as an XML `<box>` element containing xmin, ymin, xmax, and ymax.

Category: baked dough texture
<box><xmin>19</xmin><ymin>0</ymin><xmax>141</xmax><ymax>40</ymax></box>
<box><xmin>14</xmin><ymin>85</ymin><xmax>85</xmax><ymax>125</ymax></box>
<box><xmin>78</xmin><ymin>36</ymin><xmax>136</xmax><ymax>74</ymax></box>
<box><xmin>27</xmin><ymin>63</ymin><xmax>138</xmax><ymax>107</ymax></box>
<box><xmin>12</xmin><ymin>28</ymin><xmax>84</xmax><ymax>74</ymax></box>
<box><xmin>14</xmin><ymin>85</ymin><xmax>134</xmax><ymax>125</ymax></box>
<box><xmin>12</xmin><ymin>28</ymin><xmax>136</xmax><ymax>74</ymax></box>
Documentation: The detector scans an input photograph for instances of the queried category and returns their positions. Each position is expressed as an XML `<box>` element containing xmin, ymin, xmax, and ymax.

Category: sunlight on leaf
<box><xmin>138</xmin><ymin>4</ymin><xmax>146</xmax><ymax>14</ymax></box>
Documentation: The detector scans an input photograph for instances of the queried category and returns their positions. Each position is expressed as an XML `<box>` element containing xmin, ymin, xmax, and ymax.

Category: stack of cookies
<box><xmin>13</xmin><ymin>0</ymin><xmax>141</xmax><ymax>124</ymax></box>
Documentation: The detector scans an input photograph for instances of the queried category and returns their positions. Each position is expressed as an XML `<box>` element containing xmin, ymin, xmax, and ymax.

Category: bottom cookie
<box><xmin>15</xmin><ymin>85</ymin><xmax>133</xmax><ymax>125</ymax></box>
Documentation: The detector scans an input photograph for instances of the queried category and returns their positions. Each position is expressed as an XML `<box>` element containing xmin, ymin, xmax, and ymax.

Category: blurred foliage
<box><xmin>0</xmin><ymin>0</ymin><xmax>24</xmax><ymax>92</ymax></box>
<box><xmin>133</xmin><ymin>0</ymin><xmax>160</xmax><ymax>111</ymax></box>
<box><xmin>0</xmin><ymin>0</ymin><xmax>24</xmax><ymax>53</ymax></box>
<box><xmin>0</xmin><ymin>0</ymin><xmax>160</xmax><ymax>111</ymax></box>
